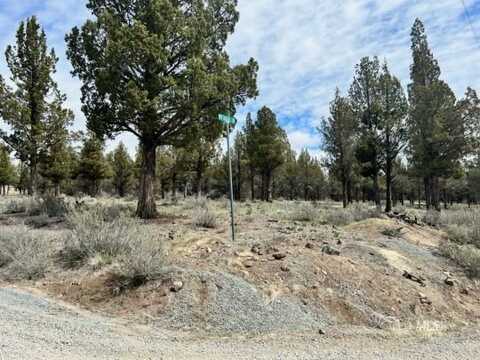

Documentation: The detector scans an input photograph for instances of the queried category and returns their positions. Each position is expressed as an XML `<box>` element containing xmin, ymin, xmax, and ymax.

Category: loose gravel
<box><xmin>1</xmin><ymin>287</ymin><xmax>480</xmax><ymax>359</ymax></box>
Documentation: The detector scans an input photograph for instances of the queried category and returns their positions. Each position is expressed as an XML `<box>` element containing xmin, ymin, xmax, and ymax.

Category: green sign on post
<box><xmin>218</xmin><ymin>113</ymin><xmax>236</xmax><ymax>242</ymax></box>
<box><xmin>218</xmin><ymin>113</ymin><xmax>236</xmax><ymax>125</ymax></box>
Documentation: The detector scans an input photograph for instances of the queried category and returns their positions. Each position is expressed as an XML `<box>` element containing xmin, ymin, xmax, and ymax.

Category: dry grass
<box><xmin>0</xmin><ymin>226</ymin><xmax>52</xmax><ymax>280</ymax></box>
<box><xmin>287</xmin><ymin>202</ymin><xmax>319</xmax><ymax>222</ymax></box>
<box><xmin>192</xmin><ymin>206</ymin><xmax>218</xmax><ymax>228</ymax></box>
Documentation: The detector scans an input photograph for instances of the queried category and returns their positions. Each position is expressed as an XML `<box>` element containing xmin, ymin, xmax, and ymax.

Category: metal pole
<box><xmin>226</xmin><ymin>123</ymin><xmax>235</xmax><ymax>242</ymax></box>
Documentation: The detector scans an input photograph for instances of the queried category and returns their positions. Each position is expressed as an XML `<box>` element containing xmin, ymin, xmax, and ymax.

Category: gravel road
<box><xmin>1</xmin><ymin>287</ymin><xmax>480</xmax><ymax>360</ymax></box>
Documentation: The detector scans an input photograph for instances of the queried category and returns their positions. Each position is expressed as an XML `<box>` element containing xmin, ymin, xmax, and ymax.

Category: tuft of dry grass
<box><xmin>324</xmin><ymin>203</ymin><xmax>381</xmax><ymax>226</ymax></box>
<box><xmin>0</xmin><ymin>226</ymin><xmax>52</xmax><ymax>280</ymax></box>
<box><xmin>440</xmin><ymin>241</ymin><xmax>480</xmax><ymax>278</ymax></box>
<box><xmin>287</xmin><ymin>203</ymin><xmax>319</xmax><ymax>222</ymax></box>
<box><xmin>192</xmin><ymin>207</ymin><xmax>218</xmax><ymax>228</ymax></box>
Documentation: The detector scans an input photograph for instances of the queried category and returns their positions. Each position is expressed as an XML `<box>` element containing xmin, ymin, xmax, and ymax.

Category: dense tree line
<box><xmin>0</xmin><ymin>7</ymin><xmax>479</xmax><ymax>215</ymax></box>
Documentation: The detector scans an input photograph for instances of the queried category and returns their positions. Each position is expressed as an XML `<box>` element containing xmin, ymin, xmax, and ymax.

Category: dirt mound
<box><xmin>155</xmin><ymin>267</ymin><xmax>329</xmax><ymax>334</ymax></box>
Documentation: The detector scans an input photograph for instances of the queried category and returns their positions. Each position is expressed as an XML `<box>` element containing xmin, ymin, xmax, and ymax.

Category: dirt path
<box><xmin>1</xmin><ymin>287</ymin><xmax>480</xmax><ymax>360</ymax></box>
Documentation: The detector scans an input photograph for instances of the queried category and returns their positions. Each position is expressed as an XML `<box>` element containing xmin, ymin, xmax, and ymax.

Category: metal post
<box><xmin>226</xmin><ymin>123</ymin><xmax>235</xmax><ymax>242</ymax></box>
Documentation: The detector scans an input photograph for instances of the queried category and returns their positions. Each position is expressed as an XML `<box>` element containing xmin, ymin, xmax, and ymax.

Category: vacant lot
<box><xmin>1</xmin><ymin>196</ymin><xmax>479</xmax><ymax>341</ymax></box>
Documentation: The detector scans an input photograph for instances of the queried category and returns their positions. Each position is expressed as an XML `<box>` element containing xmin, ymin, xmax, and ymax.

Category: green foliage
<box><xmin>110</xmin><ymin>142</ymin><xmax>133</xmax><ymax>197</ymax></box>
<box><xmin>0</xmin><ymin>146</ymin><xmax>15</xmax><ymax>188</ymax></box>
<box><xmin>0</xmin><ymin>17</ymin><xmax>72</xmax><ymax>195</ymax></box>
<box><xmin>76</xmin><ymin>133</ymin><xmax>109</xmax><ymax>196</ymax></box>
<box><xmin>66</xmin><ymin>0</ymin><xmax>258</xmax><ymax>218</ymax></box>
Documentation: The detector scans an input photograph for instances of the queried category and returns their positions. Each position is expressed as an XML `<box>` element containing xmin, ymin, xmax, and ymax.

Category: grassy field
<box><xmin>0</xmin><ymin>195</ymin><xmax>479</xmax><ymax>335</ymax></box>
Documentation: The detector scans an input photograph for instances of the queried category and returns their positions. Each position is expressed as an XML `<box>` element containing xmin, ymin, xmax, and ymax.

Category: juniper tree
<box><xmin>320</xmin><ymin>89</ymin><xmax>357</xmax><ymax>208</ymax></box>
<box><xmin>0</xmin><ymin>17</ymin><xmax>70</xmax><ymax>195</ymax></box>
<box><xmin>66</xmin><ymin>0</ymin><xmax>258</xmax><ymax>218</ymax></box>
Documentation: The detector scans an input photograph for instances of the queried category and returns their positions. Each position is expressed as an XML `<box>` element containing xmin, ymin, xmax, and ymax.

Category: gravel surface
<box><xmin>2</xmin><ymin>287</ymin><xmax>480</xmax><ymax>359</ymax></box>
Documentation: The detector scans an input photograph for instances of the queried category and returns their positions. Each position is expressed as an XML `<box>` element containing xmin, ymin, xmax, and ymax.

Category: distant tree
<box><xmin>378</xmin><ymin>62</ymin><xmax>408</xmax><ymax>212</ymax></box>
<box><xmin>39</xmin><ymin>100</ymin><xmax>75</xmax><ymax>196</ymax></box>
<box><xmin>297</xmin><ymin>149</ymin><xmax>316</xmax><ymax>200</ymax></box>
<box><xmin>320</xmin><ymin>89</ymin><xmax>358</xmax><ymax>208</ymax></box>
<box><xmin>249</xmin><ymin>107</ymin><xmax>289</xmax><ymax>202</ymax></box>
<box><xmin>0</xmin><ymin>17</ymin><xmax>70</xmax><ymax>195</ymax></box>
<box><xmin>111</xmin><ymin>142</ymin><xmax>133</xmax><ymax>197</ymax></box>
<box><xmin>243</xmin><ymin>113</ymin><xmax>257</xmax><ymax>200</ymax></box>
<box><xmin>408</xmin><ymin>19</ymin><xmax>467</xmax><ymax>211</ymax></box>
<box><xmin>76</xmin><ymin>134</ymin><xmax>109</xmax><ymax>196</ymax></box>
<box><xmin>0</xmin><ymin>145</ymin><xmax>15</xmax><ymax>195</ymax></box>
<box><xmin>66</xmin><ymin>0</ymin><xmax>258</xmax><ymax>218</ymax></box>
<box><xmin>349</xmin><ymin>56</ymin><xmax>383</xmax><ymax>208</ymax></box>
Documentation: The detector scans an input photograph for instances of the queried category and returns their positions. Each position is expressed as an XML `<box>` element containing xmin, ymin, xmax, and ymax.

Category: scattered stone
<box><xmin>273</xmin><ymin>252</ymin><xmax>287</xmax><ymax>260</ymax></box>
<box><xmin>244</xmin><ymin>261</ymin><xmax>254</xmax><ymax>269</ymax></box>
<box><xmin>444</xmin><ymin>277</ymin><xmax>455</xmax><ymax>286</ymax></box>
<box><xmin>170</xmin><ymin>280</ymin><xmax>184</xmax><ymax>293</ymax></box>
<box><xmin>305</xmin><ymin>243</ymin><xmax>315</xmax><ymax>249</ymax></box>
<box><xmin>336</xmin><ymin>239</ymin><xmax>343</xmax><ymax>246</ymax></box>
<box><xmin>322</xmin><ymin>245</ymin><xmax>340</xmax><ymax>256</ymax></box>
<box><xmin>460</xmin><ymin>288</ymin><xmax>470</xmax><ymax>295</ymax></box>
<box><xmin>280</xmin><ymin>265</ymin><xmax>290</xmax><ymax>272</ymax></box>
<box><xmin>402</xmin><ymin>271</ymin><xmax>426</xmax><ymax>287</ymax></box>
<box><xmin>419</xmin><ymin>293</ymin><xmax>432</xmax><ymax>305</ymax></box>
<box><xmin>318</xmin><ymin>329</ymin><xmax>326</xmax><ymax>335</ymax></box>
<box><xmin>251</xmin><ymin>244</ymin><xmax>264</xmax><ymax>256</ymax></box>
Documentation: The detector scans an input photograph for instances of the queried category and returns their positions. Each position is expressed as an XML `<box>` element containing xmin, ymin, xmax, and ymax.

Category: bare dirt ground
<box><xmin>2</xmin><ymin>198</ymin><xmax>480</xmax><ymax>358</ymax></box>
<box><xmin>1</xmin><ymin>286</ymin><xmax>480</xmax><ymax>360</ymax></box>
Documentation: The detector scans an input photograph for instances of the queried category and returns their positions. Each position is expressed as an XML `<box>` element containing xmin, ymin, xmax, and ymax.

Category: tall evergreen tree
<box><xmin>321</xmin><ymin>89</ymin><xmax>357</xmax><ymax>208</ymax></box>
<box><xmin>0</xmin><ymin>17</ymin><xmax>69</xmax><ymax>195</ymax></box>
<box><xmin>76</xmin><ymin>133</ymin><xmax>109</xmax><ymax>196</ymax></box>
<box><xmin>349</xmin><ymin>56</ymin><xmax>383</xmax><ymax>207</ymax></box>
<box><xmin>249</xmin><ymin>106</ymin><xmax>289</xmax><ymax>202</ymax></box>
<box><xmin>408</xmin><ymin>19</ymin><xmax>466</xmax><ymax>211</ymax></box>
<box><xmin>66</xmin><ymin>0</ymin><xmax>258</xmax><ymax>218</ymax></box>
<box><xmin>111</xmin><ymin>142</ymin><xmax>133</xmax><ymax>197</ymax></box>
<box><xmin>0</xmin><ymin>145</ymin><xmax>15</xmax><ymax>195</ymax></box>
<box><xmin>378</xmin><ymin>62</ymin><xmax>408</xmax><ymax>212</ymax></box>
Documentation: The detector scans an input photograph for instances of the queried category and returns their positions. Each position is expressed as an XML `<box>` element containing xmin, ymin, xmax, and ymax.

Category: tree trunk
<box><xmin>136</xmin><ymin>142</ymin><xmax>158</xmax><ymax>219</ymax></box>
<box><xmin>424</xmin><ymin>176</ymin><xmax>431</xmax><ymax>210</ymax></box>
<box><xmin>342</xmin><ymin>178</ymin><xmax>348</xmax><ymax>208</ymax></box>
<box><xmin>385</xmin><ymin>158</ymin><xmax>393</xmax><ymax>213</ymax></box>
<box><xmin>373</xmin><ymin>172</ymin><xmax>381</xmax><ymax>208</ymax></box>
<box><xmin>265</xmin><ymin>172</ymin><xmax>272</xmax><ymax>202</ymax></box>
<box><xmin>250</xmin><ymin>169</ymin><xmax>255</xmax><ymax>201</ymax></box>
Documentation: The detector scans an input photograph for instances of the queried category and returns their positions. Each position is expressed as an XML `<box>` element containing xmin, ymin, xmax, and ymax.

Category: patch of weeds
<box><xmin>0</xmin><ymin>226</ymin><xmax>51</xmax><ymax>280</ymax></box>
<box><xmin>192</xmin><ymin>207</ymin><xmax>217</xmax><ymax>228</ymax></box>
<box><xmin>440</xmin><ymin>240</ymin><xmax>480</xmax><ymax>278</ymax></box>
<box><xmin>288</xmin><ymin>203</ymin><xmax>319</xmax><ymax>222</ymax></box>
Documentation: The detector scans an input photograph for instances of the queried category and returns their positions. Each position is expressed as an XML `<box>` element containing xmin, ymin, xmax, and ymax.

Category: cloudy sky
<box><xmin>1</xmin><ymin>0</ymin><xmax>479</xmax><ymax>157</ymax></box>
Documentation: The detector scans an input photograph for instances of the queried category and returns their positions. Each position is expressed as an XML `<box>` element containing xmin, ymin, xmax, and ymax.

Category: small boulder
<box><xmin>280</xmin><ymin>265</ymin><xmax>290</xmax><ymax>272</ymax></box>
<box><xmin>170</xmin><ymin>280</ymin><xmax>184</xmax><ymax>293</ymax></box>
<box><xmin>305</xmin><ymin>242</ymin><xmax>315</xmax><ymax>249</ymax></box>
<box><xmin>444</xmin><ymin>277</ymin><xmax>455</xmax><ymax>286</ymax></box>
<box><xmin>318</xmin><ymin>329</ymin><xmax>326</xmax><ymax>335</ymax></box>
<box><xmin>273</xmin><ymin>252</ymin><xmax>287</xmax><ymax>260</ymax></box>
<box><xmin>322</xmin><ymin>245</ymin><xmax>340</xmax><ymax>256</ymax></box>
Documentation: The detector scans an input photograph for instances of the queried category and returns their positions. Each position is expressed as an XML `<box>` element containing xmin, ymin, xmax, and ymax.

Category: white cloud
<box><xmin>1</xmin><ymin>0</ymin><xmax>479</xmax><ymax>157</ymax></box>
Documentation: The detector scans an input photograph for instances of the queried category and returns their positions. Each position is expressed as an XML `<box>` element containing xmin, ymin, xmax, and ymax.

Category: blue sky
<box><xmin>1</xmin><ymin>0</ymin><xmax>479</xmax><ymax>158</ymax></box>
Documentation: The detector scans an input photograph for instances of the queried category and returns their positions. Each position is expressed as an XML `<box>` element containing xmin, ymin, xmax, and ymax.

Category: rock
<box><xmin>318</xmin><ymin>329</ymin><xmax>326</xmax><ymax>335</ymax></box>
<box><xmin>170</xmin><ymin>280</ymin><xmax>184</xmax><ymax>293</ymax></box>
<box><xmin>402</xmin><ymin>271</ymin><xmax>426</xmax><ymax>287</ymax></box>
<box><xmin>460</xmin><ymin>288</ymin><xmax>470</xmax><ymax>295</ymax></box>
<box><xmin>337</xmin><ymin>239</ymin><xmax>343</xmax><ymax>245</ymax></box>
<box><xmin>243</xmin><ymin>261</ymin><xmax>254</xmax><ymax>268</ymax></box>
<box><xmin>273</xmin><ymin>252</ymin><xmax>287</xmax><ymax>260</ymax></box>
<box><xmin>251</xmin><ymin>244</ymin><xmax>263</xmax><ymax>255</ymax></box>
<box><xmin>321</xmin><ymin>245</ymin><xmax>340</xmax><ymax>256</ymax></box>
<box><xmin>305</xmin><ymin>242</ymin><xmax>315</xmax><ymax>249</ymax></box>
<box><xmin>418</xmin><ymin>293</ymin><xmax>432</xmax><ymax>305</ymax></box>
<box><xmin>444</xmin><ymin>277</ymin><xmax>455</xmax><ymax>286</ymax></box>
<box><xmin>280</xmin><ymin>265</ymin><xmax>290</xmax><ymax>272</ymax></box>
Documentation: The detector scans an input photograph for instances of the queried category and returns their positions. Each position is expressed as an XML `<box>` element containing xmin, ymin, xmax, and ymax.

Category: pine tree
<box><xmin>378</xmin><ymin>62</ymin><xmax>408</xmax><ymax>212</ymax></box>
<box><xmin>320</xmin><ymin>89</ymin><xmax>358</xmax><ymax>208</ymax></box>
<box><xmin>111</xmin><ymin>143</ymin><xmax>133</xmax><ymax>197</ymax></box>
<box><xmin>349</xmin><ymin>56</ymin><xmax>383</xmax><ymax>208</ymax></box>
<box><xmin>76</xmin><ymin>134</ymin><xmax>108</xmax><ymax>196</ymax></box>
<box><xmin>243</xmin><ymin>113</ymin><xmax>257</xmax><ymax>200</ymax></box>
<box><xmin>66</xmin><ymin>0</ymin><xmax>258</xmax><ymax>218</ymax></box>
<box><xmin>0</xmin><ymin>17</ymin><xmax>70</xmax><ymax>195</ymax></box>
<box><xmin>0</xmin><ymin>145</ymin><xmax>15</xmax><ymax>195</ymax></box>
<box><xmin>249</xmin><ymin>107</ymin><xmax>289</xmax><ymax>202</ymax></box>
<box><xmin>408</xmin><ymin>19</ymin><xmax>467</xmax><ymax>211</ymax></box>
